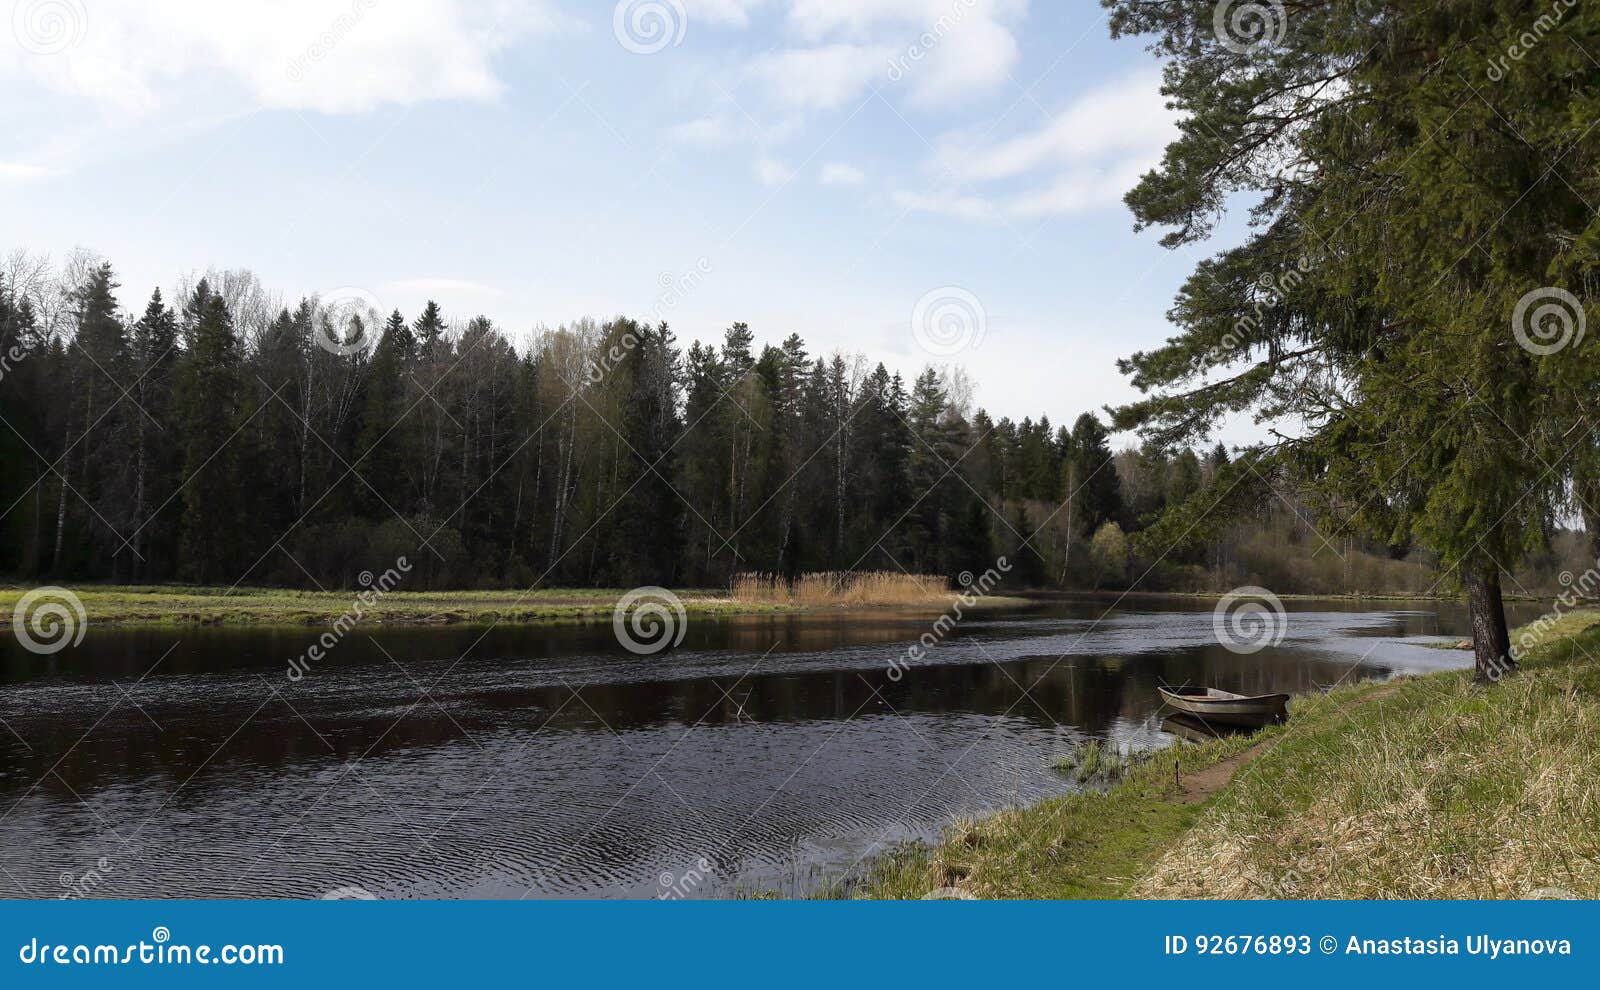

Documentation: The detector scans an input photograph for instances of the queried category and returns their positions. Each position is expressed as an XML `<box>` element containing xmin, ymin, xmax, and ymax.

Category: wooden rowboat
<box><xmin>1157</xmin><ymin>686</ymin><xmax>1289</xmax><ymax>728</ymax></box>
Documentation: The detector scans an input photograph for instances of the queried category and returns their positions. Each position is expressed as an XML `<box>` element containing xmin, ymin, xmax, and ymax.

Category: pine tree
<box><xmin>128</xmin><ymin>289</ymin><xmax>181</xmax><ymax>578</ymax></box>
<box><xmin>174</xmin><ymin>280</ymin><xmax>246</xmax><ymax>583</ymax></box>
<box><xmin>1066</xmin><ymin>413</ymin><xmax>1122</xmax><ymax>535</ymax></box>
<box><xmin>64</xmin><ymin>262</ymin><xmax>135</xmax><ymax>576</ymax></box>
<box><xmin>611</xmin><ymin>320</ymin><xmax>683</xmax><ymax>584</ymax></box>
<box><xmin>358</xmin><ymin>310</ymin><xmax>416</xmax><ymax>505</ymax></box>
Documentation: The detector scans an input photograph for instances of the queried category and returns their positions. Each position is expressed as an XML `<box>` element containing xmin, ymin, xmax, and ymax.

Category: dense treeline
<box><xmin>0</xmin><ymin>254</ymin><xmax>1274</xmax><ymax>592</ymax></box>
<box><xmin>0</xmin><ymin>256</ymin><xmax>1585</xmax><ymax>596</ymax></box>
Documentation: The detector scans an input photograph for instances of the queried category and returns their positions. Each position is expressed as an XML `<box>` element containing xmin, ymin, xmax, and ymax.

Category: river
<box><xmin>0</xmin><ymin>595</ymin><xmax>1535</xmax><ymax>899</ymax></box>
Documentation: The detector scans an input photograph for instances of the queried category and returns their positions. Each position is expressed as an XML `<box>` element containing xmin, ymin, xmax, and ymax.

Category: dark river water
<box><xmin>0</xmin><ymin>595</ymin><xmax>1539</xmax><ymax>900</ymax></box>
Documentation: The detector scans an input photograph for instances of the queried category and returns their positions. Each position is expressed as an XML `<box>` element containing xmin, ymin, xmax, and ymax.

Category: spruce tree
<box><xmin>128</xmin><ymin>289</ymin><xmax>181</xmax><ymax>578</ymax></box>
<box><xmin>1103</xmin><ymin>1</ymin><xmax>1600</xmax><ymax>678</ymax></box>
<box><xmin>174</xmin><ymin>280</ymin><xmax>246</xmax><ymax>583</ymax></box>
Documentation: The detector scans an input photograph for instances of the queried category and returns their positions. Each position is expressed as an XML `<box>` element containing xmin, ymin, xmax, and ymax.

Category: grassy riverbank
<box><xmin>0</xmin><ymin>583</ymin><xmax>1031</xmax><ymax>628</ymax></box>
<box><xmin>861</xmin><ymin>609</ymin><xmax>1600</xmax><ymax>900</ymax></box>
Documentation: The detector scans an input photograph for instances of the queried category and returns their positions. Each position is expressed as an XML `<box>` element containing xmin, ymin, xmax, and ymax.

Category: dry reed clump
<box><xmin>1133</xmin><ymin>662</ymin><xmax>1600</xmax><ymax>899</ymax></box>
<box><xmin>924</xmin><ymin>811</ymin><xmax>1027</xmax><ymax>897</ymax></box>
<box><xmin>730</xmin><ymin>571</ymin><xmax>952</xmax><ymax>607</ymax></box>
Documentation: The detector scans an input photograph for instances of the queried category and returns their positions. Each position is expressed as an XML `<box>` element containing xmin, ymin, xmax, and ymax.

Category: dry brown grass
<box><xmin>730</xmin><ymin>571</ymin><xmax>953</xmax><ymax>607</ymax></box>
<box><xmin>1131</xmin><ymin>620</ymin><xmax>1600</xmax><ymax>899</ymax></box>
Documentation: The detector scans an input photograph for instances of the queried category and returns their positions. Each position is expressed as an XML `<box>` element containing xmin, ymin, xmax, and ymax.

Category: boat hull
<box><xmin>1157</xmin><ymin>688</ymin><xmax>1289</xmax><ymax>728</ymax></box>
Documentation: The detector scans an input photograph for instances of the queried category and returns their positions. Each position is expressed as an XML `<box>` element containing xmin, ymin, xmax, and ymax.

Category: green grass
<box><xmin>1052</xmin><ymin>739</ymin><xmax>1138</xmax><ymax>784</ymax></box>
<box><xmin>858</xmin><ymin>608</ymin><xmax>1600</xmax><ymax>900</ymax></box>
<box><xmin>0</xmin><ymin>584</ymin><xmax>799</xmax><ymax>628</ymax></box>
<box><xmin>0</xmin><ymin>582</ymin><xmax>1032</xmax><ymax>628</ymax></box>
<box><xmin>864</xmin><ymin>727</ymin><xmax>1265</xmax><ymax>899</ymax></box>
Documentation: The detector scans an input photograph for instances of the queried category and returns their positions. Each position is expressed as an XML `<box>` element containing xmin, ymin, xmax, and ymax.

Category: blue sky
<box><xmin>1</xmin><ymin>0</ymin><xmax>1252</xmax><ymax>441</ymax></box>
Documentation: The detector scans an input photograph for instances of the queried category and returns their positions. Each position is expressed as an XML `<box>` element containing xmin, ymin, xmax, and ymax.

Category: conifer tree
<box><xmin>174</xmin><ymin>280</ymin><xmax>245</xmax><ymax>583</ymax></box>
<box><xmin>1103</xmin><ymin>1</ymin><xmax>1600</xmax><ymax>678</ymax></box>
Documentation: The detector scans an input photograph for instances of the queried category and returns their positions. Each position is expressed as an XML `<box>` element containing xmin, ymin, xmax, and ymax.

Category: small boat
<box><xmin>1157</xmin><ymin>686</ymin><xmax>1289</xmax><ymax>728</ymax></box>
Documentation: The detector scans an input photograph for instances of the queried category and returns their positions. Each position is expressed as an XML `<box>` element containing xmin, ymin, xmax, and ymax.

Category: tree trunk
<box><xmin>1465</xmin><ymin>562</ymin><xmax>1512</xmax><ymax>683</ymax></box>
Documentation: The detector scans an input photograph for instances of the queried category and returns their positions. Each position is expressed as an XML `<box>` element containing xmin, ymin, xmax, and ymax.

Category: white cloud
<box><xmin>740</xmin><ymin>2</ymin><xmax>1029</xmax><ymax>113</ymax></box>
<box><xmin>0</xmin><ymin>162</ymin><xmax>52</xmax><ymax>183</ymax></box>
<box><xmin>669</xmin><ymin>115</ymin><xmax>739</xmax><ymax>147</ymax></box>
<box><xmin>668</xmin><ymin>105</ymin><xmax>803</xmax><ymax>147</ymax></box>
<box><xmin>890</xmin><ymin>188</ymin><xmax>997</xmax><ymax>221</ymax></box>
<box><xmin>684</xmin><ymin>0</ymin><xmax>771</xmax><ymax>27</ymax></box>
<box><xmin>750</xmin><ymin>43</ymin><xmax>890</xmax><ymax>112</ymax></box>
<box><xmin>820</xmin><ymin>162</ymin><xmax>865</xmax><ymax>186</ymax></box>
<box><xmin>0</xmin><ymin>0</ymin><xmax>571</xmax><ymax>116</ymax></box>
<box><xmin>785</xmin><ymin>0</ymin><xmax>1022</xmax><ymax>42</ymax></box>
<box><xmin>670</xmin><ymin>2</ymin><xmax>1030</xmax><ymax>168</ymax></box>
<box><xmin>786</xmin><ymin>0</ymin><xmax>1023</xmax><ymax>106</ymax></box>
<box><xmin>1003</xmin><ymin>158</ymin><xmax>1152</xmax><ymax>218</ymax></box>
<box><xmin>936</xmin><ymin>70</ymin><xmax>1175</xmax><ymax>183</ymax></box>
<box><xmin>893</xmin><ymin>9</ymin><xmax>1018</xmax><ymax>107</ymax></box>
<box><xmin>756</xmin><ymin>156</ymin><xmax>796</xmax><ymax>186</ymax></box>
<box><xmin>889</xmin><ymin>69</ymin><xmax>1175</xmax><ymax>220</ymax></box>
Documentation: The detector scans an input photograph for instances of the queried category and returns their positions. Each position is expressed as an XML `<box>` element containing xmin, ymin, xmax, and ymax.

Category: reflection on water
<box><xmin>1159</xmin><ymin>713</ymin><xmax>1255</xmax><ymax>745</ymax></box>
<box><xmin>0</xmin><ymin>595</ymin><xmax>1538</xmax><ymax>899</ymax></box>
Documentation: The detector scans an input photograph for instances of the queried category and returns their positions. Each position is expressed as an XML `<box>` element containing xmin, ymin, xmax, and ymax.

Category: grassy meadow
<box><xmin>0</xmin><ymin>573</ymin><xmax>1028</xmax><ymax>628</ymax></box>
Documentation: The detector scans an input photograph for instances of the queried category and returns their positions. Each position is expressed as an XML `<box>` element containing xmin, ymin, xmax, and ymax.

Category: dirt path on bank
<box><xmin>1175</xmin><ymin>683</ymin><xmax>1403</xmax><ymax>803</ymax></box>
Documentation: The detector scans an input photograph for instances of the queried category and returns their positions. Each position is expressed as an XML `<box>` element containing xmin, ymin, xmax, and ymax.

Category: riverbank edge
<box><xmin>856</xmin><ymin>609</ymin><xmax>1600</xmax><ymax>900</ymax></box>
<box><xmin>1041</xmin><ymin>589</ymin><xmax>1553</xmax><ymax>604</ymax></box>
<box><xmin>0</xmin><ymin>584</ymin><xmax>1035</xmax><ymax>629</ymax></box>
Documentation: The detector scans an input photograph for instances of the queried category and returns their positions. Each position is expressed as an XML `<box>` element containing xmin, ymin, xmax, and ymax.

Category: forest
<box><xmin>12</xmin><ymin>252</ymin><xmax>1571</xmax><ymax>597</ymax></box>
<box><xmin>3</xmin><ymin>251</ymin><xmax>1591</xmax><ymax>602</ymax></box>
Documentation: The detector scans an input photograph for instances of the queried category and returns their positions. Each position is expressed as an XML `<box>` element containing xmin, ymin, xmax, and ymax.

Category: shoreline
<box><xmin>0</xmin><ymin>584</ymin><xmax>1034</xmax><ymax>630</ymax></box>
<box><xmin>1033</xmin><ymin>589</ymin><xmax>1554</xmax><ymax>604</ymax></box>
<box><xmin>856</xmin><ymin>608</ymin><xmax>1600</xmax><ymax>900</ymax></box>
